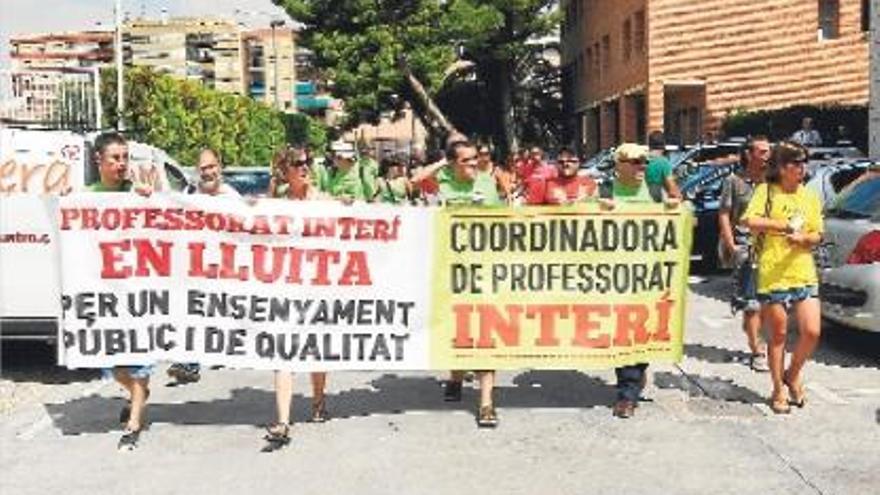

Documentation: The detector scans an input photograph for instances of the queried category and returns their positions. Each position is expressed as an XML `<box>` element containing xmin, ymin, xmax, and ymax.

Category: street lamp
<box><xmin>114</xmin><ymin>0</ymin><xmax>124</xmax><ymax>131</ymax></box>
<box><xmin>270</xmin><ymin>19</ymin><xmax>286</xmax><ymax>110</ymax></box>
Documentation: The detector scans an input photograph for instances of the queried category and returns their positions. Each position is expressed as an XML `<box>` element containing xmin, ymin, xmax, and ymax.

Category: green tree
<box><xmin>275</xmin><ymin>0</ymin><xmax>560</xmax><ymax>154</ymax></box>
<box><xmin>101</xmin><ymin>66</ymin><xmax>286</xmax><ymax>166</ymax></box>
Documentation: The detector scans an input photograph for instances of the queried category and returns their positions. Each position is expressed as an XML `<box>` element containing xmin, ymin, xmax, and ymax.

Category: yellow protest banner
<box><xmin>430</xmin><ymin>203</ymin><xmax>694</xmax><ymax>370</ymax></box>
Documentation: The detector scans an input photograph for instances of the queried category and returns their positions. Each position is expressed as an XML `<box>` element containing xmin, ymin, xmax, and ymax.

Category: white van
<box><xmin>0</xmin><ymin>128</ymin><xmax>192</xmax><ymax>340</ymax></box>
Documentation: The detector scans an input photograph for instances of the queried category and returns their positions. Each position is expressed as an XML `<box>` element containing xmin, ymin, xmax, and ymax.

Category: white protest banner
<box><xmin>58</xmin><ymin>193</ymin><xmax>432</xmax><ymax>371</ymax></box>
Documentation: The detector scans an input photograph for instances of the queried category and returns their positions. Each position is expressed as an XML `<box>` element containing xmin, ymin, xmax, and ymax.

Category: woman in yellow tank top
<box><xmin>741</xmin><ymin>141</ymin><xmax>823</xmax><ymax>415</ymax></box>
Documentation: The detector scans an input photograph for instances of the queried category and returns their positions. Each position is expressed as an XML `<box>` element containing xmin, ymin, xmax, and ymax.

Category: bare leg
<box><xmin>310</xmin><ymin>372</ymin><xmax>326</xmax><ymax>403</ymax></box>
<box><xmin>274</xmin><ymin>371</ymin><xmax>294</xmax><ymax>425</ymax></box>
<box><xmin>113</xmin><ymin>369</ymin><xmax>149</xmax><ymax>430</ymax></box>
<box><xmin>127</xmin><ymin>378</ymin><xmax>149</xmax><ymax>431</ymax></box>
<box><xmin>786</xmin><ymin>298</ymin><xmax>821</xmax><ymax>386</ymax></box>
<box><xmin>762</xmin><ymin>304</ymin><xmax>788</xmax><ymax>399</ymax></box>
<box><xmin>743</xmin><ymin>310</ymin><xmax>764</xmax><ymax>355</ymax></box>
<box><xmin>478</xmin><ymin>371</ymin><xmax>495</xmax><ymax>407</ymax></box>
<box><xmin>113</xmin><ymin>368</ymin><xmax>135</xmax><ymax>396</ymax></box>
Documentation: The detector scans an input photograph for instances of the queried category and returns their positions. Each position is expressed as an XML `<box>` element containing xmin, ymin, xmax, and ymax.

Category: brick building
<box><xmin>561</xmin><ymin>0</ymin><xmax>871</xmax><ymax>154</ymax></box>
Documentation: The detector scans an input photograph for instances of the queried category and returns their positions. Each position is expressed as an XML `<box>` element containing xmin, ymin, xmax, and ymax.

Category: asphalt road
<box><xmin>1</xmin><ymin>274</ymin><xmax>878</xmax><ymax>495</ymax></box>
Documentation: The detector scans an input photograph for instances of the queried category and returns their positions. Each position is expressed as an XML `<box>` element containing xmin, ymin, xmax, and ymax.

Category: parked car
<box><xmin>579</xmin><ymin>148</ymin><xmax>615</xmax><ymax>178</ymax></box>
<box><xmin>806</xmin><ymin>159</ymin><xmax>873</xmax><ymax>209</ymax></box>
<box><xmin>671</xmin><ymin>142</ymin><xmax>744</xmax><ymax>271</ymax></box>
<box><xmin>804</xmin><ymin>146</ymin><xmax>865</xmax><ymax>179</ymax></box>
<box><xmin>222</xmin><ymin>167</ymin><xmax>272</xmax><ymax>197</ymax></box>
<box><xmin>820</xmin><ymin>174</ymin><xmax>880</xmax><ymax>333</ymax></box>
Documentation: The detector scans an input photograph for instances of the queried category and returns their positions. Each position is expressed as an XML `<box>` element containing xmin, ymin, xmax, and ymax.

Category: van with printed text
<box><xmin>0</xmin><ymin>128</ymin><xmax>192</xmax><ymax>340</ymax></box>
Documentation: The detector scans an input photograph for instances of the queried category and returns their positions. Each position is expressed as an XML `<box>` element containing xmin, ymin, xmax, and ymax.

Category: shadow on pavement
<box><xmin>654</xmin><ymin>371</ymin><xmax>764</xmax><ymax>405</ymax></box>
<box><xmin>688</xmin><ymin>274</ymin><xmax>733</xmax><ymax>304</ymax></box>
<box><xmin>45</xmin><ymin>370</ymin><xmax>618</xmax><ymax>435</ymax></box>
<box><xmin>0</xmin><ymin>341</ymin><xmax>100</xmax><ymax>385</ymax></box>
<box><xmin>684</xmin><ymin>343</ymin><xmax>752</xmax><ymax>365</ymax></box>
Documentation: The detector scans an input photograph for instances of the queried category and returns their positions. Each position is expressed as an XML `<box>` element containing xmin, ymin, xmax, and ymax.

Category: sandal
<box><xmin>783</xmin><ymin>372</ymin><xmax>806</xmax><ymax>408</ymax></box>
<box><xmin>477</xmin><ymin>405</ymin><xmax>499</xmax><ymax>428</ymax></box>
<box><xmin>769</xmin><ymin>391</ymin><xmax>791</xmax><ymax>415</ymax></box>
<box><xmin>311</xmin><ymin>397</ymin><xmax>329</xmax><ymax>423</ymax></box>
<box><xmin>261</xmin><ymin>423</ymin><xmax>291</xmax><ymax>453</ymax></box>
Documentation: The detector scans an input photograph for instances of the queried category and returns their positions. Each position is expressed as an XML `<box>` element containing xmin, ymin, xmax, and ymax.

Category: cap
<box><xmin>331</xmin><ymin>141</ymin><xmax>357</xmax><ymax>160</ymax></box>
<box><xmin>614</xmin><ymin>143</ymin><xmax>649</xmax><ymax>163</ymax></box>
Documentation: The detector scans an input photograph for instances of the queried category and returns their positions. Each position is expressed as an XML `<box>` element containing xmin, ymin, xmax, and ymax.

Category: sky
<box><xmin>0</xmin><ymin>0</ymin><xmax>293</xmax><ymax>70</ymax></box>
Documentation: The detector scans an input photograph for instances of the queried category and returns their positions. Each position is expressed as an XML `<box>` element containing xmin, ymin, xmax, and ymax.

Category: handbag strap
<box><xmin>752</xmin><ymin>184</ymin><xmax>772</xmax><ymax>259</ymax></box>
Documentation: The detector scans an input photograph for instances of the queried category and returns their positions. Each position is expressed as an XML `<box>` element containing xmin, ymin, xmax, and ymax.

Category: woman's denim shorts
<box><xmin>757</xmin><ymin>286</ymin><xmax>818</xmax><ymax>307</ymax></box>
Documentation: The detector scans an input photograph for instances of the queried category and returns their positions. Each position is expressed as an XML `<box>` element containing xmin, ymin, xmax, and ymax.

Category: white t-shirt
<box><xmin>198</xmin><ymin>182</ymin><xmax>241</xmax><ymax>198</ymax></box>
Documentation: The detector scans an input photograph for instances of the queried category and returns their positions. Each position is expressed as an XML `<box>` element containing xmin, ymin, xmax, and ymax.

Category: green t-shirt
<box><xmin>377</xmin><ymin>177</ymin><xmax>409</xmax><ymax>204</ymax></box>
<box><xmin>310</xmin><ymin>161</ymin><xmax>330</xmax><ymax>192</ymax></box>
<box><xmin>326</xmin><ymin>164</ymin><xmax>368</xmax><ymax>200</ymax></box>
<box><xmin>437</xmin><ymin>166</ymin><xmax>501</xmax><ymax>206</ymax></box>
<box><xmin>358</xmin><ymin>157</ymin><xmax>380</xmax><ymax>200</ymax></box>
<box><xmin>88</xmin><ymin>180</ymin><xmax>132</xmax><ymax>193</ymax></box>
<box><xmin>646</xmin><ymin>156</ymin><xmax>672</xmax><ymax>186</ymax></box>
<box><xmin>612</xmin><ymin>180</ymin><xmax>654</xmax><ymax>203</ymax></box>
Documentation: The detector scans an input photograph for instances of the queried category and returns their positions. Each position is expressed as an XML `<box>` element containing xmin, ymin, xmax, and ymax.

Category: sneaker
<box><xmin>443</xmin><ymin>381</ymin><xmax>463</xmax><ymax>402</ymax></box>
<box><xmin>749</xmin><ymin>353</ymin><xmax>770</xmax><ymax>373</ymax></box>
<box><xmin>612</xmin><ymin>399</ymin><xmax>636</xmax><ymax>419</ymax></box>
<box><xmin>477</xmin><ymin>405</ymin><xmax>498</xmax><ymax>428</ymax></box>
<box><xmin>117</xmin><ymin>428</ymin><xmax>140</xmax><ymax>451</ymax></box>
<box><xmin>167</xmin><ymin>364</ymin><xmax>201</xmax><ymax>384</ymax></box>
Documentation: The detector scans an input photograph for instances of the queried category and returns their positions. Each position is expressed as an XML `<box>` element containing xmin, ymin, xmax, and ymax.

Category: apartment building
<box><xmin>5</xmin><ymin>32</ymin><xmax>112</xmax><ymax>127</ymax></box>
<box><xmin>124</xmin><ymin>17</ymin><xmax>246</xmax><ymax>95</ymax></box>
<box><xmin>242</xmin><ymin>28</ymin><xmax>297</xmax><ymax>112</ymax></box>
<box><xmin>562</xmin><ymin>0</ymin><xmax>870</xmax><ymax>154</ymax></box>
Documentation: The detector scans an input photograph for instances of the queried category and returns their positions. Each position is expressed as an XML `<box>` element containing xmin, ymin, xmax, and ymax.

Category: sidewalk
<box><xmin>1</xmin><ymin>276</ymin><xmax>878</xmax><ymax>495</ymax></box>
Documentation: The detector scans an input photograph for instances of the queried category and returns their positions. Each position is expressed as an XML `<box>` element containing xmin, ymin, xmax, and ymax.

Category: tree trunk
<box><xmin>483</xmin><ymin>58</ymin><xmax>517</xmax><ymax>157</ymax></box>
<box><xmin>398</xmin><ymin>57</ymin><xmax>458</xmax><ymax>138</ymax></box>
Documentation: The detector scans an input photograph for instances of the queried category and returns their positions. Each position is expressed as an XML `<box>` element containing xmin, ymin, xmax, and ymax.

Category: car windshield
<box><xmin>827</xmin><ymin>175</ymin><xmax>880</xmax><ymax>219</ymax></box>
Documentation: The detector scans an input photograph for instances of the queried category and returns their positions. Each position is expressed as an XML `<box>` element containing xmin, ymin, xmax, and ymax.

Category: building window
<box><xmin>634</xmin><ymin>10</ymin><xmax>646</xmax><ymax>54</ymax></box>
<box><xmin>819</xmin><ymin>0</ymin><xmax>840</xmax><ymax>40</ymax></box>
<box><xmin>601</xmin><ymin>35</ymin><xmax>611</xmax><ymax>71</ymax></box>
<box><xmin>623</xmin><ymin>19</ymin><xmax>632</xmax><ymax>61</ymax></box>
<box><xmin>593</xmin><ymin>42</ymin><xmax>600</xmax><ymax>77</ymax></box>
<box><xmin>586</xmin><ymin>48</ymin><xmax>593</xmax><ymax>80</ymax></box>
<box><xmin>863</xmin><ymin>0</ymin><xmax>871</xmax><ymax>33</ymax></box>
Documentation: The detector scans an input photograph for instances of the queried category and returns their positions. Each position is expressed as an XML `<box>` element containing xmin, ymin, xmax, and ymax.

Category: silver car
<box><xmin>820</xmin><ymin>173</ymin><xmax>880</xmax><ymax>332</ymax></box>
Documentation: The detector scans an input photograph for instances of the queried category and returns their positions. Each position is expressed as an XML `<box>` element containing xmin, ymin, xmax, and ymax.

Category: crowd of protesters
<box><xmin>84</xmin><ymin>127</ymin><xmax>826</xmax><ymax>451</ymax></box>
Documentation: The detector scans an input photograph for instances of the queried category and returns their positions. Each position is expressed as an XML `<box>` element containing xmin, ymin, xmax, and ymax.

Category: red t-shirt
<box><xmin>526</xmin><ymin>175</ymin><xmax>597</xmax><ymax>205</ymax></box>
<box><xmin>522</xmin><ymin>163</ymin><xmax>560</xmax><ymax>205</ymax></box>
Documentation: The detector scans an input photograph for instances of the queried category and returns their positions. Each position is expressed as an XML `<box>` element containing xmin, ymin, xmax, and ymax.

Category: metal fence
<box><xmin>0</xmin><ymin>68</ymin><xmax>102</xmax><ymax>131</ymax></box>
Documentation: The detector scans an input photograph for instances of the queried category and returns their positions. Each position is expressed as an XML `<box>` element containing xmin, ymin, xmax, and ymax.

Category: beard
<box><xmin>199</xmin><ymin>176</ymin><xmax>221</xmax><ymax>193</ymax></box>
